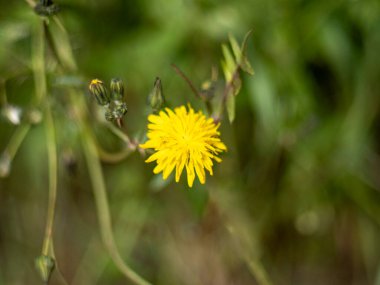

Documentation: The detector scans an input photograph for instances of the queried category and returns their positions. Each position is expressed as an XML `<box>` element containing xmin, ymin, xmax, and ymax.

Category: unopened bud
<box><xmin>148</xmin><ymin>77</ymin><xmax>165</xmax><ymax>112</ymax></box>
<box><xmin>113</xmin><ymin>102</ymin><xmax>128</xmax><ymax>119</ymax></box>
<box><xmin>200</xmin><ymin>80</ymin><xmax>216</xmax><ymax>101</ymax></box>
<box><xmin>110</xmin><ymin>78</ymin><xmax>125</xmax><ymax>101</ymax></box>
<box><xmin>104</xmin><ymin>108</ymin><xmax>114</xmax><ymax>122</ymax></box>
<box><xmin>89</xmin><ymin>79</ymin><xmax>110</xmax><ymax>106</ymax></box>
<box><xmin>35</xmin><ymin>255</ymin><xmax>55</xmax><ymax>283</ymax></box>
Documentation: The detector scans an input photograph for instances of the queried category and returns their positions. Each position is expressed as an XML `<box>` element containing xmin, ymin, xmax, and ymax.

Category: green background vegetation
<box><xmin>1</xmin><ymin>0</ymin><xmax>380</xmax><ymax>284</ymax></box>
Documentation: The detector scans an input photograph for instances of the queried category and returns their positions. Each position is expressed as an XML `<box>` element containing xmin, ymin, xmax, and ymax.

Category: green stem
<box><xmin>42</xmin><ymin>106</ymin><xmax>58</xmax><ymax>256</ymax></box>
<box><xmin>32</xmin><ymin>18</ymin><xmax>58</xmax><ymax>258</ymax></box>
<box><xmin>107</xmin><ymin>123</ymin><xmax>133</xmax><ymax>145</ymax></box>
<box><xmin>41</xmin><ymin>13</ymin><xmax>151</xmax><ymax>285</ymax></box>
<box><xmin>245</xmin><ymin>258</ymin><xmax>272</xmax><ymax>285</ymax></box>
<box><xmin>96</xmin><ymin>146</ymin><xmax>134</xmax><ymax>164</ymax></box>
<box><xmin>78</xmin><ymin>105</ymin><xmax>151</xmax><ymax>285</ymax></box>
<box><xmin>0</xmin><ymin>79</ymin><xmax>8</xmax><ymax>106</ymax></box>
<box><xmin>2</xmin><ymin>124</ymin><xmax>31</xmax><ymax>161</ymax></box>
<box><xmin>32</xmin><ymin>18</ymin><xmax>47</xmax><ymax>103</ymax></box>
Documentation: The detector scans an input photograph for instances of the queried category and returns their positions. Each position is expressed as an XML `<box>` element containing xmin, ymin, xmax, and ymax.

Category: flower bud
<box><xmin>110</xmin><ymin>78</ymin><xmax>125</xmax><ymax>101</ymax></box>
<box><xmin>200</xmin><ymin>80</ymin><xmax>217</xmax><ymax>101</ymax></box>
<box><xmin>104</xmin><ymin>108</ymin><xmax>114</xmax><ymax>122</ymax></box>
<box><xmin>89</xmin><ymin>79</ymin><xmax>110</xmax><ymax>106</ymax></box>
<box><xmin>113</xmin><ymin>102</ymin><xmax>128</xmax><ymax>119</ymax></box>
<box><xmin>35</xmin><ymin>255</ymin><xmax>55</xmax><ymax>283</ymax></box>
<box><xmin>148</xmin><ymin>77</ymin><xmax>165</xmax><ymax>112</ymax></box>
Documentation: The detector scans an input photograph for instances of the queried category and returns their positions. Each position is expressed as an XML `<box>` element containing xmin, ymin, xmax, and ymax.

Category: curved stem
<box><xmin>106</xmin><ymin>122</ymin><xmax>132</xmax><ymax>145</ymax></box>
<box><xmin>30</xmin><ymin>18</ymin><xmax>61</xmax><ymax>285</ymax></box>
<box><xmin>96</xmin><ymin>146</ymin><xmax>134</xmax><ymax>164</ymax></box>
<box><xmin>41</xmin><ymin>13</ymin><xmax>151</xmax><ymax>285</ymax></box>
<box><xmin>1</xmin><ymin>124</ymin><xmax>31</xmax><ymax>161</ymax></box>
<box><xmin>79</xmin><ymin>111</ymin><xmax>151</xmax><ymax>285</ymax></box>
<box><xmin>171</xmin><ymin>64</ymin><xmax>201</xmax><ymax>99</ymax></box>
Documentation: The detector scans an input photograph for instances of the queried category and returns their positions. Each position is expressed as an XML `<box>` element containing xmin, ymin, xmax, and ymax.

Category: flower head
<box><xmin>110</xmin><ymin>78</ymin><xmax>125</xmax><ymax>101</ymax></box>
<box><xmin>140</xmin><ymin>105</ymin><xmax>227</xmax><ymax>187</ymax></box>
<box><xmin>89</xmin><ymin>79</ymin><xmax>110</xmax><ymax>106</ymax></box>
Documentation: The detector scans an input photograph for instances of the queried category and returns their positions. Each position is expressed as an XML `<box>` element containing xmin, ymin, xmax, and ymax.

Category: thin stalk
<box><xmin>171</xmin><ymin>64</ymin><xmax>213</xmax><ymax>115</ymax></box>
<box><xmin>0</xmin><ymin>124</ymin><xmax>31</xmax><ymax>178</ymax></box>
<box><xmin>32</xmin><ymin>18</ymin><xmax>47</xmax><ymax>103</ymax></box>
<box><xmin>40</xmin><ymin>12</ymin><xmax>151</xmax><ymax>285</ymax></box>
<box><xmin>245</xmin><ymin>258</ymin><xmax>272</xmax><ymax>285</ymax></box>
<box><xmin>96</xmin><ymin>146</ymin><xmax>134</xmax><ymax>164</ymax></box>
<box><xmin>42</xmin><ymin>106</ymin><xmax>58</xmax><ymax>256</ymax></box>
<box><xmin>2</xmin><ymin>124</ymin><xmax>31</xmax><ymax>162</ymax></box>
<box><xmin>32</xmin><ymin>18</ymin><xmax>59</xmax><ymax>259</ymax></box>
<box><xmin>171</xmin><ymin>64</ymin><xmax>201</xmax><ymax>99</ymax></box>
<box><xmin>78</xmin><ymin>104</ymin><xmax>151</xmax><ymax>285</ymax></box>
<box><xmin>0</xmin><ymin>79</ymin><xmax>8</xmax><ymax>105</ymax></box>
<box><xmin>107</xmin><ymin>123</ymin><xmax>133</xmax><ymax>145</ymax></box>
<box><xmin>31</xmin><ymin>16</ymin><xmax>64</xmax><ymax>285</ymax></box>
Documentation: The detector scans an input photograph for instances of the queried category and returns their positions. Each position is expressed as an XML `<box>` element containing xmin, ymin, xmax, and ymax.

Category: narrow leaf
<box><xmin>222</xmin><ymin>44</ymin><xmax>236</xmax><ymax>81</ymax></box>
<box><xmin>229</xmin><ymin>33</ymin><xmax>242</xmax><ymax>63</ymax></box>
<box><xmin>231</xmin><ymin>75</ymin><xmax>242</xmax><ymax>96</ymax></box>
<box><xmin>226</xmin><ymin>91</ymin><xmax>236</xmax><ymax>123</ymax></box>
<box><xmin>240</xmin><ymin>31</ymin><xmax>254</xmax><ymax>75</ymax></box>
<box><xmin>221</xmin><ymin>60</ymin><xmax>232</xmax><ymax>82</ymax></box>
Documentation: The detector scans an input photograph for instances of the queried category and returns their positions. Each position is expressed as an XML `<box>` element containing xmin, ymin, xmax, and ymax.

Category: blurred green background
<box><xmin>1</xmin><ymin>0</ymin><xmax>380</xmax><ymax>284</ymax></box>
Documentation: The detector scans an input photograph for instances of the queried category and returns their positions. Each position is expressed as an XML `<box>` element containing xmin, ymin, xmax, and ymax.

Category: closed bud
<box><xmin>200</xmin><ymin>80</ymin><xmax>216</xmax><ymax>101</ymax></box>
<box><xmin>89</xmin><ymin>79</ymin><xmax>110</xmax><ymax>106</ymax></box>
<box><xmin>35</xmin><ymin>255</ymin><xmax>55</xmax><ymax>283</ymax></box>
<box><xmin>148</xmin><ymin>77</ymin><xmax>165</xmax><ymax>112</ymax></box>
<box><xmin>113</xmin><ymin>102</ymin><xmax>128</xmax><ymax>119</ymax></box>
<box><xmin>104</xmin><ymin>109</ymin><xmax>114</xmax><ymax>122</ymax></box>
<box><xmin>110</xmin><ymin>78</ymin><xmax>125</xmax><ymax>101</ymax></box>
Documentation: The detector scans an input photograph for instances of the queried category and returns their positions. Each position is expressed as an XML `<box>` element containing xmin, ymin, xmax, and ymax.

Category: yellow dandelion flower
<box><xmin>140</xmin><ymin>105</ymin><xmax>227</xmax><ymax>188</ymax></box>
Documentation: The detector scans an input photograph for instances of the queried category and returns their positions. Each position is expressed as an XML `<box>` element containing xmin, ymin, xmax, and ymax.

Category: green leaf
<box><xmin>221</xmin><ymin>44</ymin><xmax>236</xmax><ymax>81</ymax></box>
<box><xmin>229</xmin><ymin>33</ymin><xmax>242</xmax><ymax>63</ymax></box>
<box><xmin>232</xmin><ymin>75</ymin><xmax>242</xmax><ymax>96</ymax></box>
<box><xmin>240</xmin><ymin>31</ymin><xmax>254</xmax><ymax>75</ymax></box>
<box><xmin>226</xmin><ymin>90</ymin><xmax>236</xmax><ymax>123</ymax></box>
<box><xmin>221</xmin><ymin>60</ymin><xmax>231</xmax><ymax>83</ymax></box>
<box><xmin>240</xmin><ymin>56</ymin><xmax>254</xmax><ymax>75</ymax></box>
